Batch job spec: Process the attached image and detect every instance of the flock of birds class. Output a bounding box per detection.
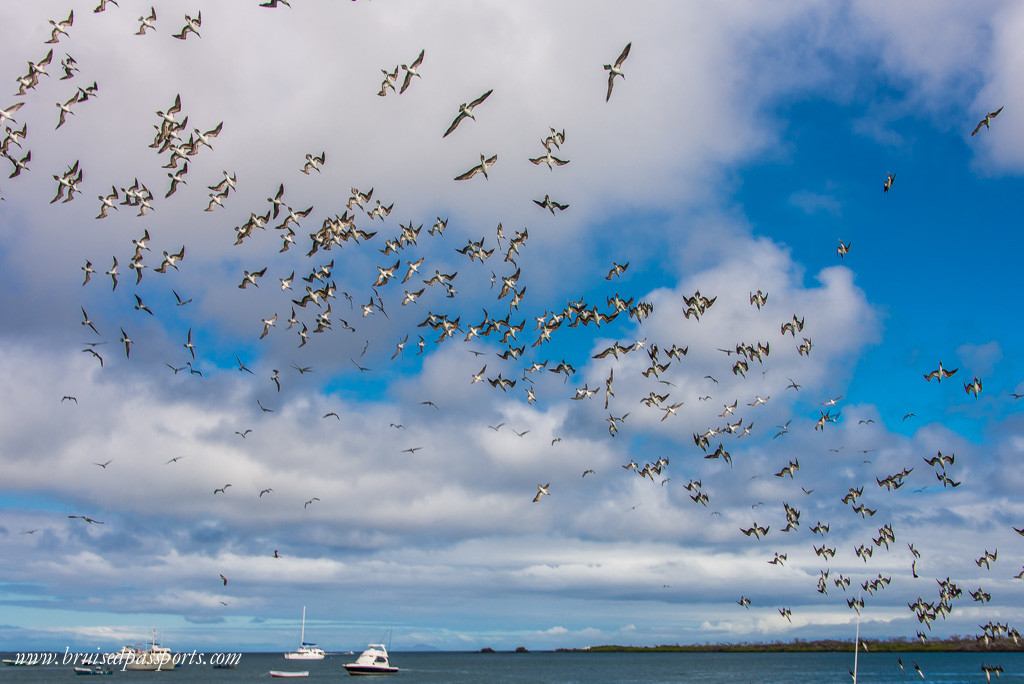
[3,2,1020,676]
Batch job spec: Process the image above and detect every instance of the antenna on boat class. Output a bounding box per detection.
[377,627,393,651]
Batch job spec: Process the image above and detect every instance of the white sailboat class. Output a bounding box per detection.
[283,606,326,660]
[851,595,861,684]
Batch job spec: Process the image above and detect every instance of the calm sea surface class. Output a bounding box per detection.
[2,650,1023,682]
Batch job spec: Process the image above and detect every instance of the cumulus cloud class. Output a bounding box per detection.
[1,0,1022,653]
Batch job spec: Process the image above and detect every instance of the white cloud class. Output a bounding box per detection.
[1,0,1023,653]
[956,340,1001,377]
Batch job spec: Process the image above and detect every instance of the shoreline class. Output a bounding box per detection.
[5,638,1024,657]
[556,637,1024,654]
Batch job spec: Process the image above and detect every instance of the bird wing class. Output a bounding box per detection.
[443,111,465,138]
[615,42,631,68]
[453,164,481,181]
[469,89,493,108]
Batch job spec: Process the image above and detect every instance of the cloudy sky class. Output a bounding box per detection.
[2,0,1024,654]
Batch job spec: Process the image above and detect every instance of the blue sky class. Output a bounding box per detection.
[2,0,1024,654]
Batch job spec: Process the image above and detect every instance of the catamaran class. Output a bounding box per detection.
[283,606,326,660]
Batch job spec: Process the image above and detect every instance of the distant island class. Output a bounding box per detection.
[557,636,1024,653]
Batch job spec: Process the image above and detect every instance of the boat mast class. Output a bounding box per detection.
[852,596,861,684]
[300,606,306,645]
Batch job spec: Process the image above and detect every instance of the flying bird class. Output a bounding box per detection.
[172,11,201,40]
[533,194,569,214]
[529,149,570,170]
[239,267,267,289]
[378,65,399,96]
[119,328,133,358]
[0,102,25,128]
[454,153,498,181]
[259,313,278,339]
[972,106,1004,136]
[399,49,424,94]
[443,89,493,137]
[300,151,325,175]
[68,515,103,524]
[45,10,74,45]
[924,361,958,383]
[136,7,157,35]
[80,307,99,335]
[604,42,631,101]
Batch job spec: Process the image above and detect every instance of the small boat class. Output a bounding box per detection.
[212,662,238,669]
[343,644,398,676]
[73,665,114,675]
[2,657,40,666]
[283,606,326,660]
[270,671,310,678]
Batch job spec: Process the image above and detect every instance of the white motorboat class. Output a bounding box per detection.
[283,606,326,660]
[343,644,398,676]
[118,629,175,671]
[270,670,309,678]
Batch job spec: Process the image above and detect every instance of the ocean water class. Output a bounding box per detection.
[1,650,1022,682]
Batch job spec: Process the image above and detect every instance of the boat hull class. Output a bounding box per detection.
[124,657,174,671]
[270,671,309,678]
[343,664,399,675]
